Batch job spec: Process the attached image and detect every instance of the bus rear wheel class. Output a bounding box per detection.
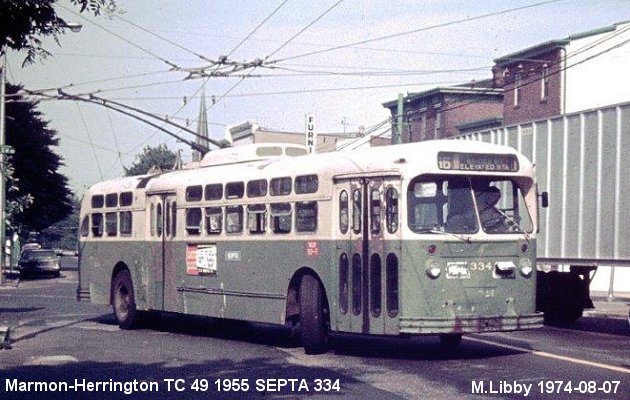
[112,270,137,330]
[300,274,329,355]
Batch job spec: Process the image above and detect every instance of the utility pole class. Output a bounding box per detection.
[0,48,7,284]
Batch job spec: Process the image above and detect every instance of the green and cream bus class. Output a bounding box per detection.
[77,140,544,354]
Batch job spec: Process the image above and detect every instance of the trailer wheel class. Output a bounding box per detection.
[300,274,329,355]
[112,270,137,329]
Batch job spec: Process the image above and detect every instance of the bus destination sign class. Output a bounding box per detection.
[437,152,519,172]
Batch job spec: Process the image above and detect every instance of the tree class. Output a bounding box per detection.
[41,195,80,250]
[124,144,178,176]
[0,0,118,65]
[5,83,73,232]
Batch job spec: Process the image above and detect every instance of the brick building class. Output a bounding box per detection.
[382,80,503,143]
[495,21,630,126]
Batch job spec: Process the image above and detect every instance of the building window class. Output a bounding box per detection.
[514,74,522,106]
[434,111,442,137]
[541,66,549,101]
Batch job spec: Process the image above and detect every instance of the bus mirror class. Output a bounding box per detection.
[540,191,549,208]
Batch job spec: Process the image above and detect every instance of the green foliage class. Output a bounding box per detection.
[124,144,178,176]
[41,195,80,250]
[5,84,73,232]
[0,0,118,65]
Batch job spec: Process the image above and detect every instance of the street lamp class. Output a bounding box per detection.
[0,22,82,284]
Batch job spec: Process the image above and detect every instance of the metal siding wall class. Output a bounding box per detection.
[618,105,630,259]
[458,101,630,264]
[564,114,582,258]
[599,108,618,258]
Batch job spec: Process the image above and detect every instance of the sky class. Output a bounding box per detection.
[6,0,630,195]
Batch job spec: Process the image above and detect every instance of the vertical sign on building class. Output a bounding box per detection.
[305,114,316,153]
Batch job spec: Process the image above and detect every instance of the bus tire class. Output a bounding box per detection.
[439,333,462,347]
[112,270,137,330]
[300,274,328,355]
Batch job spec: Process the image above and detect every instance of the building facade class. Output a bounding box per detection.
[382,81,503,143]
[495,21,630,126]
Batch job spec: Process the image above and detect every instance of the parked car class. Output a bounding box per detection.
[18,249,61,277]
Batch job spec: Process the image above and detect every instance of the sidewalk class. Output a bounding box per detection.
[587,291,630,320]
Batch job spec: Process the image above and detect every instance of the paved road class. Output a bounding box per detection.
[0,264,628,400]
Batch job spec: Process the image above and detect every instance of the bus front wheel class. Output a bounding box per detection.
[300,274,329,355]
[112,270,137,330]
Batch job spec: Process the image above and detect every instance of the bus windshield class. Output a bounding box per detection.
[408,175,533,235]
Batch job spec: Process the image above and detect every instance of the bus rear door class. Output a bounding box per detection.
[334,174,401,335]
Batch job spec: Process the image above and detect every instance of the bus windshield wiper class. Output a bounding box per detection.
[496,209,531,243]
[417,228,472,243]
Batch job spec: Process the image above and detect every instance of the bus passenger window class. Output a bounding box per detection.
[150,204,155,236]
[247,204,267,234]
[91,195,104,208]
[205,207,222,234]
[225,205,243,234]
[296,202,317,232]
[352,189,361,234]
[339,253,349,314]
[352,253,362,315]
[386,187,399,233]
[370,189,381,234]
[80,216,90,237]
[370,254,382,317]
[186,185,203,202]
[295,174,318,194]
[185,208,202,235]
[156,203,163,237]
[105,212,117,236]
[106,193,118,208]
[205,184,223,200]
[171,202,177,237]
[339,190,349,234]
[247,179,268,197]
[120,192,133,206]
[91,214,103,237]
[271,203,292,234]
[270,177,292,196]
[386,254,399,317]
[120,211,132,235]
[226,182,245,199]
[165,202,171,236]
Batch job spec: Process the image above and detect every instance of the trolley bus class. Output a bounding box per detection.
[77,140,544,354]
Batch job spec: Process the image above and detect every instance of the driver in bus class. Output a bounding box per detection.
[476,186,507,232]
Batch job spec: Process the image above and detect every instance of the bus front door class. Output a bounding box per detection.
[336,176,401,336]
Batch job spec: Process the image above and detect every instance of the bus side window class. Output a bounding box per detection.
[186,185,203,202]
[386,253,399,317]
[186,208,202,235]
[270,177,291,196]
[105,193,118,208]
[295,174,318,194]
[91,195,104,208]
[352,253,362,315]
[386,187,399,233]
[339,190,349,234]
[150,204,155,236]
[171,201,177,237]
[80,216,90,237]
[339,253,349,314]
[225,205,243,234]
[296,201,317,232]
[247,179,268,197]
[271,203,292,234]
[352,189,361,234]
[165,202,171,237]
[205,207,222,235]
[120,211,132,235]
[156,203,163,237]
[247,204,267,234]
[105,212,117,236]
[370,189,381,234]
[91,214,103,237]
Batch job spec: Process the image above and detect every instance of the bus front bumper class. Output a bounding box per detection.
[399,312,543,335]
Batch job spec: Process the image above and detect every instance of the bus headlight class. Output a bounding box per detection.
[426,260,441,279]
[519,258,533,277]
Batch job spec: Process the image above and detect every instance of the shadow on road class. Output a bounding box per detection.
[546,315,630,337]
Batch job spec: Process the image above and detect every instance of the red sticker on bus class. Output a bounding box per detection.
[186,244,199,275]
[307,241,319,257]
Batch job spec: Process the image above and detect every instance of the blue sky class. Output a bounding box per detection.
[7,0,630,194]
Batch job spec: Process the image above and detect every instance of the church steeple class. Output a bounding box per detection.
[192,89,209,162]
